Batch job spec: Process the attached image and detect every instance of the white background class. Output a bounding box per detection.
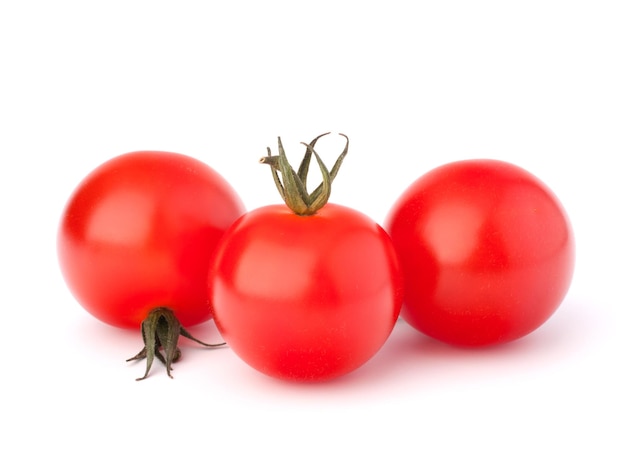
[1,1,624,464]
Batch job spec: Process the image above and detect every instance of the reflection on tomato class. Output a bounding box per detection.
[210,204,403,381]
[385,159,575,346]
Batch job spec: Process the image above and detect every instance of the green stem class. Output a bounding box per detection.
[126,307,225,381]
[259,132,349,215]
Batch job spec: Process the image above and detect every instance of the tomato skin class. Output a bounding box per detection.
[58,151,245,329]
[209,203,403,382]
[385,159,575,346]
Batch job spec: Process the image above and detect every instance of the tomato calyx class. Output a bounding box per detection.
[259,132,349,215]
[126,307,225,381]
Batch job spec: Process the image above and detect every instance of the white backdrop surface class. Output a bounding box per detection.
[1,1,624,465]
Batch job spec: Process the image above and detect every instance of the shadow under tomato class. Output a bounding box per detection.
[69,313,228,378]
[327,298,596,391]
[71,314,138,353]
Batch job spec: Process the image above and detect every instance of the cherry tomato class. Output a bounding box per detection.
[58,151,245,378]
[209,135,403,381]
[385,159,575,346]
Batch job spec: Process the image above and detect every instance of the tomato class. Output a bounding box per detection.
[385,159,575,347]
[209,134,403,382]
[58,151,245,378]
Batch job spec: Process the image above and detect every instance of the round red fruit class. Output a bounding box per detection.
[385,159,575,346]
[209,134,403,381]
[58,150,244,329]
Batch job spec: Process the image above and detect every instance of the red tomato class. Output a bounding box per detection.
[58,151,245,329]
[385,159,575,346]
[210,203,403,381]
[209,134,403,382]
